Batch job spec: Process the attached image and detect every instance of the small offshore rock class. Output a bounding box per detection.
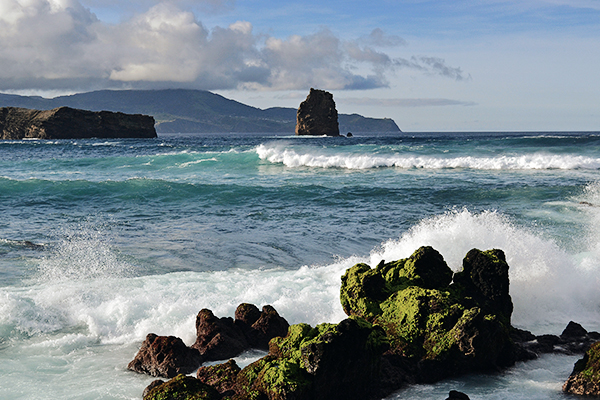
[295,88,340,136]
[192,308,249,361]
[445,390,470,400]
[561,321,588,340]
[127,333,202,378]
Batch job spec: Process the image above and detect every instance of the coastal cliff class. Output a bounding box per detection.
[0,106,157,140]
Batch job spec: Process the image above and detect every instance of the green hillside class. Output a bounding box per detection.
[0,89,401,134]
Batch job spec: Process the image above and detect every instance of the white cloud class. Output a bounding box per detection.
[0,0,469,92]
[339,97,477,107]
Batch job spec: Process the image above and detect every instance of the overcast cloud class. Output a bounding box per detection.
[0,0,467,92]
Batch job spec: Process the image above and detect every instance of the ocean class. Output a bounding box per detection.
[1,131,599,399]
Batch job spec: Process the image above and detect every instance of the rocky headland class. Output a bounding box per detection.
[0,106,156,140]
[129,246,600,400]
[0,89,401,134]
[295,88,340,136]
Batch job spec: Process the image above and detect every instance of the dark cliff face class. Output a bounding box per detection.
[0,106,157,140]
[295,88,340,136]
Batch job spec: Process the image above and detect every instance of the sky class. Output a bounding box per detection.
[1,0,599,131]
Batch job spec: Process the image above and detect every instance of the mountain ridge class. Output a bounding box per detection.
[0,89,401,134]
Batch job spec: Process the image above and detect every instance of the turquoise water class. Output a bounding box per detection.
[1,132,600,399]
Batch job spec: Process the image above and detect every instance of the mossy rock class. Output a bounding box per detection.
[341,246,453,319]
[563,341,600,395]
[340,246,515,376]
[143,374,221,400]
[232,317,387,400]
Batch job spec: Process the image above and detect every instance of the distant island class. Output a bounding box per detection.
[0,89,401,134]
[0,106,156,140]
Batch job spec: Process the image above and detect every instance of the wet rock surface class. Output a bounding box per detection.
[192,304,290,361]
[563,341,600,395]
[130,248,600,400]
[127,334,202,378]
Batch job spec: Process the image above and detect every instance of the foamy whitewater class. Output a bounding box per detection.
[1,131,600,399]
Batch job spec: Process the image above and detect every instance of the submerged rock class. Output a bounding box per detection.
[0,106,156,139]
[563,341,600,395]
[295,88,340,136]
[127,334,202,378]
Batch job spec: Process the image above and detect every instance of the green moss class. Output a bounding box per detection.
[341,246,514,371]
[144,374,221,400]
[340,263,385,319]
[256,359,311,400]
[577,342,600,382]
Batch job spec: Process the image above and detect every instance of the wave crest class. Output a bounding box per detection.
[256,143,600,170]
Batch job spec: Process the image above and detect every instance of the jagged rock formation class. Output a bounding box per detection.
[129,303,289,381]
[127,334,202,378]
[295,89,340,136]
[0,106,156,139]
[340,246,517,386]
[192,304,290,361]
[135,247,600,400]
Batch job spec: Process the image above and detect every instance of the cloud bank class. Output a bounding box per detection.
[0,0,468,92]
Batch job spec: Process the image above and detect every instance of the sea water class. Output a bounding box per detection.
[1,131,600,399]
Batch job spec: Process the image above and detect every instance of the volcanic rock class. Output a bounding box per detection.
[248,305,290,349]
[226,317,387,400]
[445,391,470,400]
[340,246,517,385]
[192,304,290,361]
[511,321,600,357]
[0,106,156,140]
[295,88,340,136]
[563,341,600,395]
[143,374,221,400]
[192,308,250,361]
[196,359,241,396]
[127,333,202,378]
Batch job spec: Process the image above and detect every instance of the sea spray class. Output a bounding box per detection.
[369,208,600,333]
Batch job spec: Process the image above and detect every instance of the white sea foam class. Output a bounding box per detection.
[256,143,600,170]
[369,206,600,333]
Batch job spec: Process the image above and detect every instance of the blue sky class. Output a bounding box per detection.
[1,0,599,131]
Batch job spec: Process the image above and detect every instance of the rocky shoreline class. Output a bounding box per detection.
[127,246,600,400]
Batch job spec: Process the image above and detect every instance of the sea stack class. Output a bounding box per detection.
[295,88,340,136]
[0,106,157,140]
